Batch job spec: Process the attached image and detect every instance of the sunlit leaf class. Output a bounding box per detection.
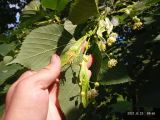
[59,64,82,120]
[60,36,86,67]
[64,20,77,35]
[22,0,40,17]
[10,24,71,70]
[3,56,13,64]
[79,55,90,108]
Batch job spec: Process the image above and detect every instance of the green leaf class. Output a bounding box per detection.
[64,20,77,35]
[144,17,155,25]
[41,0,57,10]
[21,0,44,27]
[97,18,113,37]
[0,43,16,56]
[99,61,132,85]
[10,24,67,70]
[23,0,40,11]
[69,0,99,24]
[110,101,132,112]
[22,0,40,17]
[41,0,68,11]
[108,89,132,113]
[154,34,160,41]
[0,62,23,86]
[0,84,10,94]
[79,56,90,108]
[100,78,132,85]
[3,56,13,64]
[59,64,82,120]
[56,0,68,11]
[118,0,160,16]
[90,43,102,82]
[145,0,160,5]
[137,78,160,107]
[60,36,86,67]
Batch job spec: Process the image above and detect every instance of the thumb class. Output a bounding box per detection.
[30,54,61,89]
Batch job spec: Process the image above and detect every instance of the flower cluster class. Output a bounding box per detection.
[108,59,118,68]
[99,41,106,52]
[87,89,99,99]
[107,32,118,46]
[132,16,143,30]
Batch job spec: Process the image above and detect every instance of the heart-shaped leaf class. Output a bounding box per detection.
[10,24,68,70]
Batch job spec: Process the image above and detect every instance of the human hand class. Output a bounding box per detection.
[3,54,62,120]
[3,53,93,120]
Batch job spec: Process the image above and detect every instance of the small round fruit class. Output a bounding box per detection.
[81,91,85,96]
[94,82,100,87]
[79,82,82,86]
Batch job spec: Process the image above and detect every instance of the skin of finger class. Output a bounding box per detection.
[6,54,59,104]
[4,55,61,120]
[48,80,59,104]
[5,71,36,111]
[87,70,92,79]
[47,82,62,120]
[18,70,36,81]
[4,72,50,120]
[47,102,61,120]
[87,54,94,69]
[49,80,63,114]
[29,54,61,89]
[4,87,49,120]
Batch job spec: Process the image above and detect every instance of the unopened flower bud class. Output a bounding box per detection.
[79,82,82,86]
[94,82,100,87]
[81,91,85,96]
